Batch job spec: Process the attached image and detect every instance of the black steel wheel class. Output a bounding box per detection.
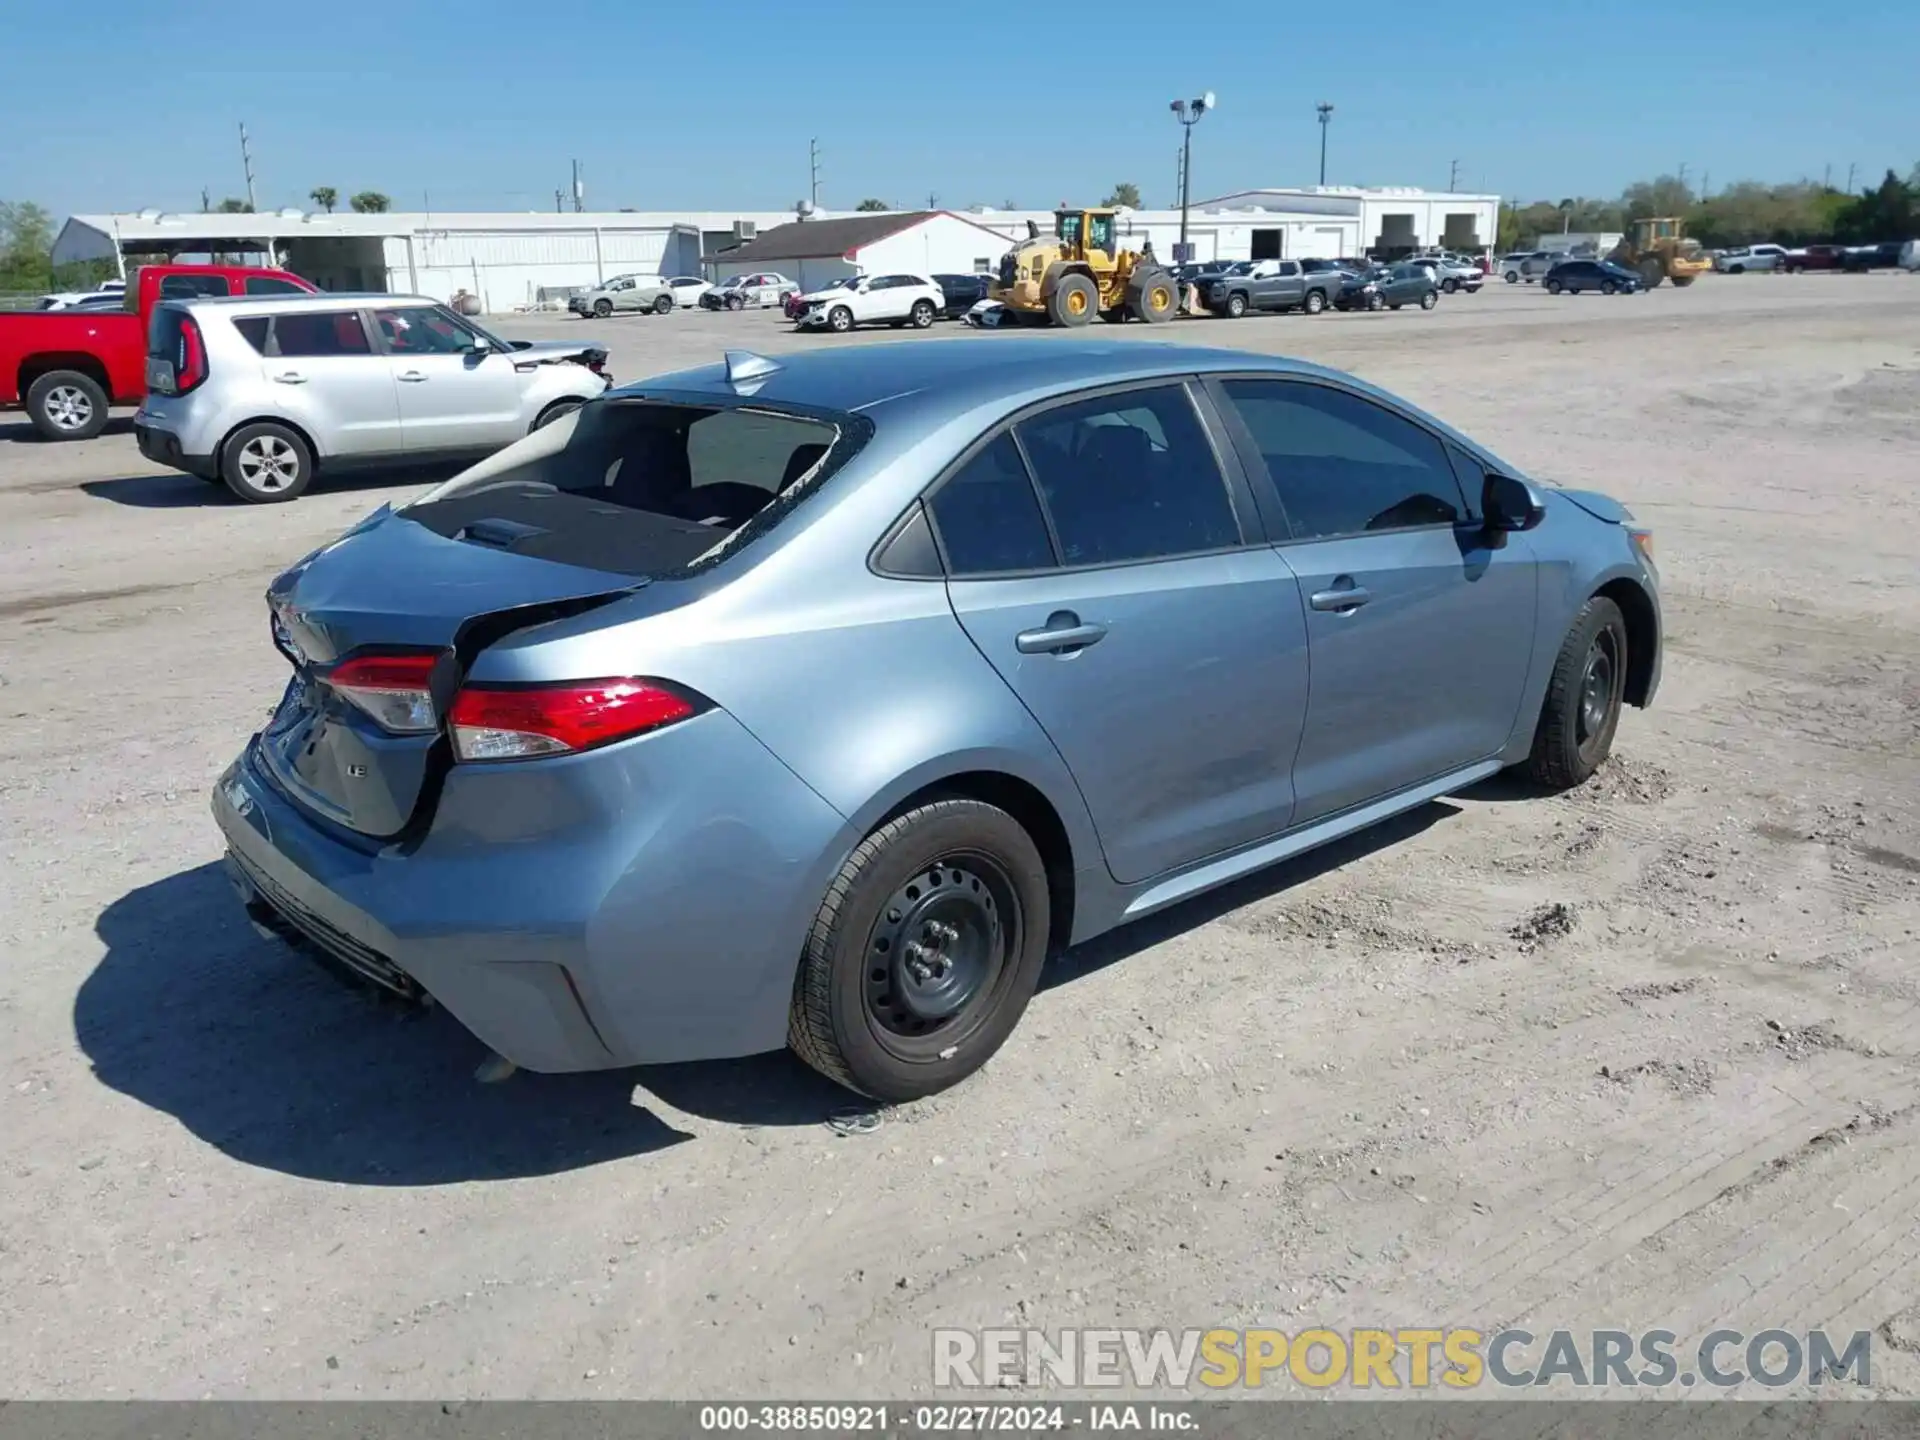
[1522,595,1629,790]
[789,798,1051,1102]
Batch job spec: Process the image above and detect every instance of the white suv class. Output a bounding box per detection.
[133,294,611,503]
[795,273,942,333]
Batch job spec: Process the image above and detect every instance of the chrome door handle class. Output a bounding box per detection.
[1016,613,1108,655]
[1309,585,1372,612]
[397,371,428,382]
[272,372,307,384]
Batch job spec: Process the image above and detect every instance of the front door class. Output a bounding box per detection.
[371,304,524,454]
[1210,376,1538,825]
[933,386,1309,885]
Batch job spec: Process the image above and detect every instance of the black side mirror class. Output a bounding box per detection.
[1484,472,1546,532]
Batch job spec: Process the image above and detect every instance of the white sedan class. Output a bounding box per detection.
[794,273,943,333]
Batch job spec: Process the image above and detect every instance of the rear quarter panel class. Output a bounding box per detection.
[0,310,144,403]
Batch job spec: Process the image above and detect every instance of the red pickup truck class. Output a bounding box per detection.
[1,262,314,440]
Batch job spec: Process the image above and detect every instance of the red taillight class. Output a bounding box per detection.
[327,652,440,734]
[175,316,208,394]
[449,679,698,762]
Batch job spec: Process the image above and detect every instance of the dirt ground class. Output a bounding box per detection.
[3,275,1918,1400]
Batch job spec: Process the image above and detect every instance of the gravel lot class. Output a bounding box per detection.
[4,275,1919,1399]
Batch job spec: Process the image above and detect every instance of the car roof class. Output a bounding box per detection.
[614,338,1357,426]
[163,291,437,312]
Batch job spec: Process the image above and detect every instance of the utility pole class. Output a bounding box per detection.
[238,122,258,211]
[1677,161,1689,199]
[1174,147,1185,213]
[1823,162,1832,189]
[1845,162,1857,194]
[555,188,564,213]
[571,159,583,213]
[1700,170,1710,200]
[201,188,210,213]
[1316,102,1334,186]
[1448,159,1460,193]
[809,139,821,208]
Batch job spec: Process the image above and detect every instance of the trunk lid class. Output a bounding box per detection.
[259,508,650,839]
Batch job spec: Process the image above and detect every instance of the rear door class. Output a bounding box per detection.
[935,383,1309,884]
[259,308,403,457]
[372,303,523,454]
[1210,376,1538,825]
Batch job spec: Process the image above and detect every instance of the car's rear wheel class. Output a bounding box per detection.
[909,299,936,328]
[592,299,613,318]
[221,421,313,503]
[652,294,672,314]
[1523,596,1629,791]
[26,370,109,441]
[789,798,1051,1102]
[1420,290,1438,310]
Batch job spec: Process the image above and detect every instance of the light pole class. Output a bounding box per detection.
[1316,102,1334,186]
[1169,92,1215,264]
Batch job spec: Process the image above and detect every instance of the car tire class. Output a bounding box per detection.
[1304,289,1327,315]
[1504,271,1519,283]
[1389,302,1403,311]
[1367,292,1385,311]
[1523,596,1629,791]
[220,421,313,504]
[1728,264,1745,275]
[652,294,672,315]
[828,305,854,333]
[788,798,1051,1103]
[727,293,746,310]
[1442,278,1458,294]
[1602,280,1618,295]
[1047,272,1099,327]
[592,299,613,318]
[25,369,110,441]
[532,397,583,431]
[1545,279,1563,295]
[909,299,936,328]
[1419,290,1438,310]
[1224,291,1247,319]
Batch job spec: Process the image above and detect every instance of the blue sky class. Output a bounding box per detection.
[6,0,1914,222]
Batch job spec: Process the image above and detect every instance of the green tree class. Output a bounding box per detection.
[1101,182,1143,208]
[214,197,254,213]
[0,199,58,293]
[309,186,338,213]
[1832,169,1915,243]
[349,191,391,214]
[854,198,890,212]
[1621,174,1694,221]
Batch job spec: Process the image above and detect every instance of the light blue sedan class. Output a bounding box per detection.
[214,338,1661,1101]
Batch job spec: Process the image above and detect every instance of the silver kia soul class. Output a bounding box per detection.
[212,338,1661,1100]
[134,293,611,503]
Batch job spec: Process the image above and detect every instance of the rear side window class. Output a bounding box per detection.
[233,316,272,354]
[245,276,308,296]
[271,311,372,357]
[1015,385,1241,566]
[928,433,1056,576]
[158,273,232,300]
[1218,379,1466,540]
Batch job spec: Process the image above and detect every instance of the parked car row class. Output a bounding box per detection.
[569,274,711,317]
[1197,257,1451,318]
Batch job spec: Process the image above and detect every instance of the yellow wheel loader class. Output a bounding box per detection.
[988,208,1179,327]
[1608,217,1712,289]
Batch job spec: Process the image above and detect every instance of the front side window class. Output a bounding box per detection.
[927,433,1056,576]
[1015,386,1241,567]
[373,306,472,355]
[1218,380,1466,540]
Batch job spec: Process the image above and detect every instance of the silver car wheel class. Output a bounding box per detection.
[237,435,300,492]
[45,384,95,432]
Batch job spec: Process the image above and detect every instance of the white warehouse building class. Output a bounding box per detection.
[706,210,1014,290]
[51,208,807,310]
